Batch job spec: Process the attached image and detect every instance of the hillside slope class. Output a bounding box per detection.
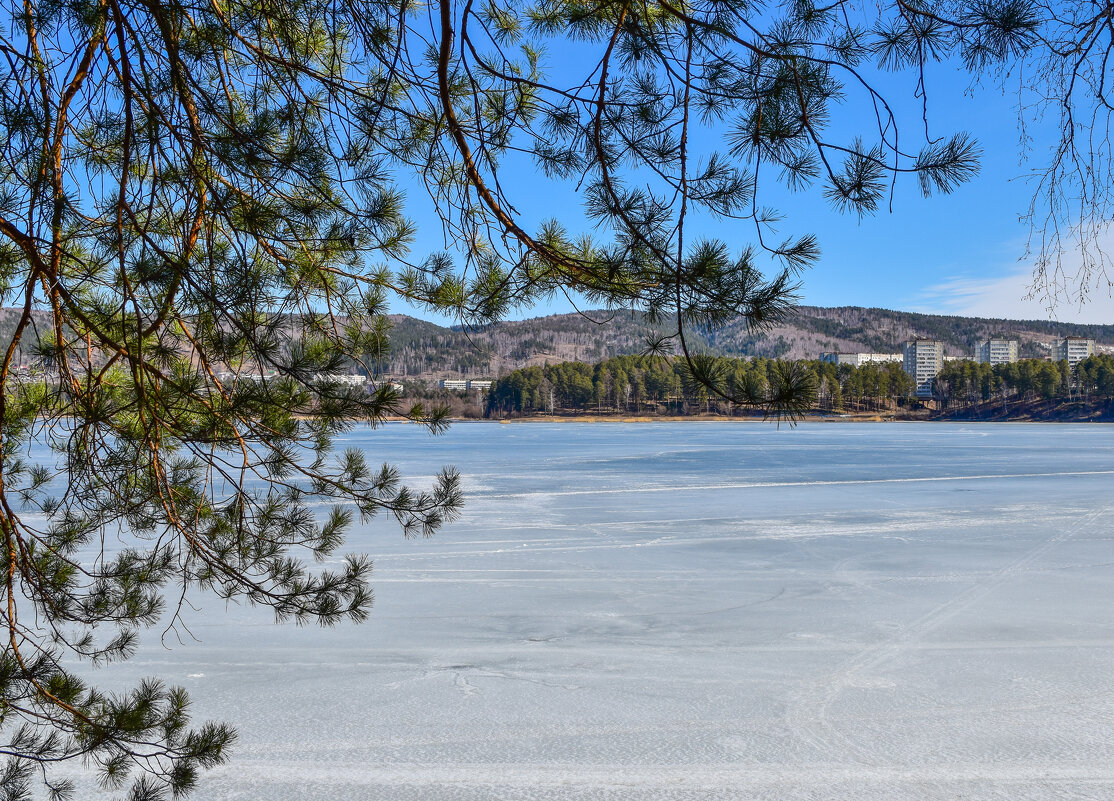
[381,306,1114,379]
[4,305,1109,381]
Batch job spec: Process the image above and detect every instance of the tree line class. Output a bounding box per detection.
[484,356,916,416]
[936,355,1114,407]
[486,354,1114,416]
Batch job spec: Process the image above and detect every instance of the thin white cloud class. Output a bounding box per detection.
[916,260,1114,325]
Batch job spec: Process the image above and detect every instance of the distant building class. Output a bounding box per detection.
[1052,337,1096,366]
[309,373,366,387]
[439,378,493,392]
[819,352,902,367]
[976,338,1019,365]
[903,339,945,398]
[215,370,276,384]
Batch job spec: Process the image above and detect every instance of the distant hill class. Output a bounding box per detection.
[6,305,1111,381]
[381,306,1114,379]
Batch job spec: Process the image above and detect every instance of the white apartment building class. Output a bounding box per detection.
[1052,337,1096,366]
[976,338,1019,365]
[819,352,903,367]
[313,373,366,387]
[439,379,493,391]
[903,339,945,398]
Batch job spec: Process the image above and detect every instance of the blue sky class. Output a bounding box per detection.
[391,52,1114,327]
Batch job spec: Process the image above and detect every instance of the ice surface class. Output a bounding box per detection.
[61,422,1114,798]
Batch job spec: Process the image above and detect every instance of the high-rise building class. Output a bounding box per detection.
[903,339,945,398]
[1052,337,1095,366]
[976,338,1019,365]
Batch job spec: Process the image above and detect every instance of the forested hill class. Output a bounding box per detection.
[1,305,1110,380]
[381,306,1114,379]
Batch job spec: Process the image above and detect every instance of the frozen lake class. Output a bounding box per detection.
[80,422,1114,799]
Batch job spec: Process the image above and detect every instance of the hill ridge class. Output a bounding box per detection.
[2,305,1107,380]
[381,305,1114,379]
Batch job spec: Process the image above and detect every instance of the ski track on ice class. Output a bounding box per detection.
[783,501,1113,763]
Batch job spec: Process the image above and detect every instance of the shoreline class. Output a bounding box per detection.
[464,397,1114,424]
[489,414,881,423]
[450,414,1114,424]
